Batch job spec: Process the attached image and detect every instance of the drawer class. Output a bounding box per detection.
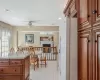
[0,66,21,74]
[0,60,9,65]
[10,60,22,65]
[0,76,21,80]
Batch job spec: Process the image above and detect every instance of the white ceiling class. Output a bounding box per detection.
[0,0,66,26]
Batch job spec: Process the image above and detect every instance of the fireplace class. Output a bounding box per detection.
[43,44,51,53]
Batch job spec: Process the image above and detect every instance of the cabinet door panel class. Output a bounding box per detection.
[97,36,100,80]
[97,0,100,17]
[80,38,88,80]
[79,0,91,24]
[92,0,100,23]
[79,0,88,23]
[94,32,100,80]
[78,33,90,80]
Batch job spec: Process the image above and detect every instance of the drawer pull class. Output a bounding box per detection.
[0,61,8,63]
[15,70,16,72]
[0,69,3,72]
[92,10,97,14]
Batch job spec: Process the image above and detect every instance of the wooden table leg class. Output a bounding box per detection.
[34,63,35,70]
[37,59,39,68]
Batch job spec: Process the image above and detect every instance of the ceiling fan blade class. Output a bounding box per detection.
[23,20,40,23]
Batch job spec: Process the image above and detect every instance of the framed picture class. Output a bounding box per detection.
[25,34,34,43]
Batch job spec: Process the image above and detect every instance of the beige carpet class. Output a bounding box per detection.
[30,61,59,80]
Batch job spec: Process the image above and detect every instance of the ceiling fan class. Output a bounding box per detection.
[24,20,40,28]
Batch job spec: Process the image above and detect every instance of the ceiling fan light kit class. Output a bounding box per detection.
[26,20,40,28]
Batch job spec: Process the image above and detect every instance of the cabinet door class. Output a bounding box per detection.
[92,0,100,23]
[79,0,91,25]
[93,31,100,80]
[78,33,91,80]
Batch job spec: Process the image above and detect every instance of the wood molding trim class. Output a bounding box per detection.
[63,0,73,14]
[63,0,77,17]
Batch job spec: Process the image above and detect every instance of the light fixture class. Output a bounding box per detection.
[58,17,62,20]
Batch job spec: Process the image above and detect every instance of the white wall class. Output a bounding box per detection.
[59,17,77,80]
[17,31,59,47]
[66,18,77,80]
[58,17,66,80]
[13,26,59,50]
[70,18,77,80]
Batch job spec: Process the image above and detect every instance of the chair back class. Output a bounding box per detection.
[9,47,15,53]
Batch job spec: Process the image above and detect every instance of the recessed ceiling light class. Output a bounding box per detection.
[58,17,62,20]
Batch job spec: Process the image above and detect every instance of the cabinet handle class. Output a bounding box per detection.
[87,40,90,43]
[87,15,90,18]
[15,69,16,72]
[1,69,3,72]
[95,40,97,42]
[92,10,97,14]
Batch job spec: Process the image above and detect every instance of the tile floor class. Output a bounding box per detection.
[30,61,59,80]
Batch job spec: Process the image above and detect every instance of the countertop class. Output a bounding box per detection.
[0,53,30,59]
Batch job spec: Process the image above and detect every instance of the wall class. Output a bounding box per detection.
[70,18,77,80]
[15,26,59,31]
[59,17,77,80]
[0,21,14,48]
[13,26,59,50]
[66,18,77,80]
[17,31,59,47]
[58,18,67,80]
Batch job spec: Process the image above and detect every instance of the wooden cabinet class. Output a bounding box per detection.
[64,0,100,80]
[0,56,30,80]
[0,60,9,65]
[64,0,100,25]
[0,66,21,74]
[97,0,100,18]
[95,33,100,80]
[63,0,78,17]
[10,59,22,65]
[79,34,89,80]
[92,29,100,80]
[78,31,92,80]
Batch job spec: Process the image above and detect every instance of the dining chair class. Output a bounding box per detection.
[30,49,39,70]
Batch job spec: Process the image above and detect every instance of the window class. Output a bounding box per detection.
[0,28,11,56]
